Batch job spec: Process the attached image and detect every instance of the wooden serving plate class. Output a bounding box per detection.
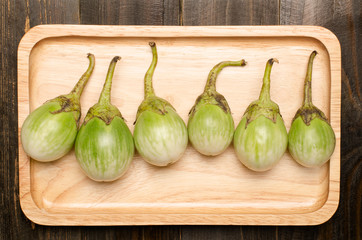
[18,25,341,226]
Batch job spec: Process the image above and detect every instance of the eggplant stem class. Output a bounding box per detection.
[70,53,95,97]
[205,59,246,93]
[303,51,317,106]
[98,56,121,105]
[259,58,278,102]
[144,42,157,99]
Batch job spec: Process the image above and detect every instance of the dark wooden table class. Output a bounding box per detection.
[1,0,360,239]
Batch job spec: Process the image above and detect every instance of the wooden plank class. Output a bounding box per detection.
[1,0,32,239]
[0,0,80,239]
[143,226,181,240]
[276,226,320,239]
[241,226,278,240]
[26,0,80,27]
[78,226,141,240]
[280,0,361,239]
[79,0,180,25]
[181,226,241,240]
[182,0,279,25]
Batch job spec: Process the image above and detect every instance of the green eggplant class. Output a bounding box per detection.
[188,59,246,156]
[21,54,95,162]
[75,57,134,182]
[288,51,336,167]
[133,42,188,167]
[234,59,288,171]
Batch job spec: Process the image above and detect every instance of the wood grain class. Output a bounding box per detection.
[0,0,23,239]
[79,0,180,25]
[26,0,80,28]
[182,225,241,240]
[182,0,279,25]
[17,25,340,226]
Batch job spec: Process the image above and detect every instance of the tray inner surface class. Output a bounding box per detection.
[27,36,331,215]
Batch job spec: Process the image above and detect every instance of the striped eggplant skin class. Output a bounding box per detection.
[134,106,188,166]
[234,115,288,172]
[75,116,134,182]
[188,104,234,156]
[288,116,335,168]
[21,101,78,162]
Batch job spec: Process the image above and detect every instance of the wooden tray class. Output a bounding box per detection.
[18,25,341,226]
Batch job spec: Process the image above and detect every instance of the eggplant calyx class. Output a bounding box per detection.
[47,94,81,123]
[293,104,328,126]
[242,58,281,128]
[189,91,231,117]
[82,56,122,126]
[83,103,123,125]
[134,96,175,124]
[243,99,280,128]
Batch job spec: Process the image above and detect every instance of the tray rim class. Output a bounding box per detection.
[18,25,341,226]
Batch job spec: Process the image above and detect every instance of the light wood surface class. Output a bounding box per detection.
[18,25,341,226]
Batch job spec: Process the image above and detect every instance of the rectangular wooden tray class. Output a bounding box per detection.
[18,25,341,226]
